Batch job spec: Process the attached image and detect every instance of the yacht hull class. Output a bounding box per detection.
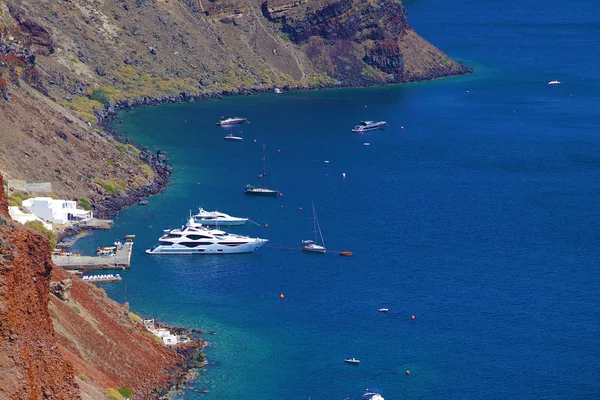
[244,189,278,196]
[146,240,267,255]
[302,245,326,254]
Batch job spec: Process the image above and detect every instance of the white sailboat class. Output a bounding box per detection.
[302,202,326,253]
[245,144,279,196]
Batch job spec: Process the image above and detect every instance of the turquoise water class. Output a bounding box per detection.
[74,0,600,398]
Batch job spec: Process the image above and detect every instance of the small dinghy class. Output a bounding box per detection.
[344,358,360,365]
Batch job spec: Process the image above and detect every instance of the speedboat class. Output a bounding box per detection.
[548,80,561,85]
[274,88,283,94]
[363,388,385,400]
[352,121,386,133]
[224,134,243,141]
[344,358,360,365]
[145,218,267,255]
[217,116,247,126]
[191,207,248,226]
[378,308,389,313]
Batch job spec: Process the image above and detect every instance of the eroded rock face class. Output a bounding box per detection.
[265,0,468,85]
[50,278,72,302]
[0,176,81,399]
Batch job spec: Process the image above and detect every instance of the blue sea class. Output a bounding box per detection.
[74,0,600,398]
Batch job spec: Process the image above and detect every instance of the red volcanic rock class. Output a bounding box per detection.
[0,174,191,398]
[0,175,8,217]
[0,174,80,399]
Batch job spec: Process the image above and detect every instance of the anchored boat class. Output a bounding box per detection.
[245,144,279,196]
[302,202,326,253]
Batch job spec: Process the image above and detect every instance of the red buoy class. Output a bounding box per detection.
[406,370,411,376]
[411,315,416,321]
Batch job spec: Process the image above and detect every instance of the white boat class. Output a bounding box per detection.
[191,207,248,226]
[145,219,267,255]
[378,308,389,313]
[363,388,385,400]
[351,121,387,133]
[274,88,283,94]
[82,274,122,283]
[344,358,360,365]
[217,116,247,126]
[245,144,279,196]
[96,246,116,256]
[548,80,561,85]
[302,202,326,253]
[224,134,243,141]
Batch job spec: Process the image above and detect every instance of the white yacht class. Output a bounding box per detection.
[191,207,248,226]
[351,121,387,133]
[217,116,247,126]
[547,80,561,85]
[145,219,267,255]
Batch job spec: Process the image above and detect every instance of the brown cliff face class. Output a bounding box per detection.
[0,176,80,400]
[0,0,469,206]
[266,0,470,84]
[0,174,188,399]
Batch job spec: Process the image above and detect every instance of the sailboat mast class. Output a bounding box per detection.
[312,202,325,246]
[262,144,267,189]
[312,202,318,242]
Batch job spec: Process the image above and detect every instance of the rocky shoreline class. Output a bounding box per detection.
[90,62,472,219]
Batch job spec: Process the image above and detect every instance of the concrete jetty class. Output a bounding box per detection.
[52,235,135,270]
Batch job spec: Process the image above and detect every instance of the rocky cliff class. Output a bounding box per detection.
[0,0,469,207]
[0,174,197,399]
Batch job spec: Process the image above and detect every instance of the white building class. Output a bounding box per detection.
[8,206,53,230]
[142,318,179,346]
[21,197,93,225]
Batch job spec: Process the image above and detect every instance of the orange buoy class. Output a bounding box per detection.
[299,206,303,210]
[265,223,269,227]
[277,149,281,153]
[254,139,257,143]
[280,293,285,299]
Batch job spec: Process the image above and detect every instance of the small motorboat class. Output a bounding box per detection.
[274,88,283,94]
[339,251,353,256]
[363,388,385,400]
[217,116,247,126]
[352,120,386,133]
[224,134,243,141]
[378,308,389,313]
[547,80,561,85]
[344,358,360,365]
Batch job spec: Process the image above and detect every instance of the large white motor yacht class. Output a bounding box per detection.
[192,207,248,226]
[351,121,387,133]
[146,219,267,255]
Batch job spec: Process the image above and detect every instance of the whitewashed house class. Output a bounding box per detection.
[142,318,178,346]
[21,197,93,224]
[8,206,53,230]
